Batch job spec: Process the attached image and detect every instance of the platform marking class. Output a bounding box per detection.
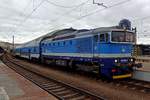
[0,87,9,100]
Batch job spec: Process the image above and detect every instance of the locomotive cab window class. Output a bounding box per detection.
[111,31,134,43]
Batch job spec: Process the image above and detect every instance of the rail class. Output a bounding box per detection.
[2,54,105,100]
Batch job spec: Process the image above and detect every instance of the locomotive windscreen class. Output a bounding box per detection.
[111,31,134,42]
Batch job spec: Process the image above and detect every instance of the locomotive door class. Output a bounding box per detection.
[93,34,100,58]
[28,49,31,59]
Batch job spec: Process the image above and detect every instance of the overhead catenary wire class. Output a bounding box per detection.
[93,0,108,8]
[17,0,46,29]
[15,0,90,33]
[21,0,45,24]
[76,0,132,20]
[12,0,132,43]
[47,0,132,31]
[8,0,150,43]
[13,0,47,38]
[132,15,150,41]
[46,0,90,24]
[45,0,91,8]
[15,0,130,33]
[13,0,91,40]
[5,0,33,41]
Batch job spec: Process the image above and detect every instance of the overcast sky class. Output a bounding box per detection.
[0,0,150,44]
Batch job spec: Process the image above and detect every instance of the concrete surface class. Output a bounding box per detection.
[139,62,150,71]
[0,60,57,100]
[135,56,150,71]
[133,70,150,82]
[0,87,9,100]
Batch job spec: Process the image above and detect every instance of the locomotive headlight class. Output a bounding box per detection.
[115,59,118,63]
[130,58,133,62]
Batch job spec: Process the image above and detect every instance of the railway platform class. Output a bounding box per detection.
[133,56,150,82]
[135,56,150,71]
[0,60,57,100]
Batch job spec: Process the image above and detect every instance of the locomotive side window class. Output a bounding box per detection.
[58,42,60,46]
[70,40,72,45]
[34,47,36,52]
[94,35,98,42]
[100,34,105,42]
[105,33,109,41]
[63,41,66,45]
[94,33,109,42]
[42,43,44,46]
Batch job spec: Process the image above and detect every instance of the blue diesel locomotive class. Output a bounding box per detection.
[14,20,141,79]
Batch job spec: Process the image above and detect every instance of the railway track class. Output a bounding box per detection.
[2,55,105,100]
[2,54,150,99]
[115,79,150,93]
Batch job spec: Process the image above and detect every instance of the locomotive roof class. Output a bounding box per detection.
[15,26,134,49]
[15,28,78,48]
[51,27,134,38]
[50,27,134,38]
[93,26,134,33]
[50,28,77,37]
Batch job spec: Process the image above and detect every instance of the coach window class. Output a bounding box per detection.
[100,34,105,42]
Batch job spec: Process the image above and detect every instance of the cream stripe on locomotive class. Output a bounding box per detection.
[42,53,131,58]
[30,54,40,58]
[20,55,29,59]
[15,52,20,56]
